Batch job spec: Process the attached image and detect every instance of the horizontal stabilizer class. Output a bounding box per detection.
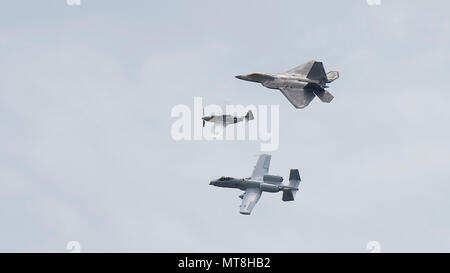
[326,71,339,83]
[314,90,334,103]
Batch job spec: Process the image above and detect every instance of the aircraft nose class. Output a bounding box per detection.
[235,75,247,80]
[209,181,215,185]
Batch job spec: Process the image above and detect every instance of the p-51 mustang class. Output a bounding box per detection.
[201,109,254,128]
[236,60,339,109]
[209,154,301,215]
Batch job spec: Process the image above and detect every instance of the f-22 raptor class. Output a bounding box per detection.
[209,154,301,215]
[236,60,339,109]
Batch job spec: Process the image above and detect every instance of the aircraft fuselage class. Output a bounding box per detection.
[209,177,288,193]
[238,73,327,90]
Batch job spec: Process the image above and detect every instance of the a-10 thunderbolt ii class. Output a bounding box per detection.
[201,109,254,128]
[235,60,339,109]
[209,154,301,215]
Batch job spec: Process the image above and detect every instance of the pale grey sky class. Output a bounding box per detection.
[1,0,450,252]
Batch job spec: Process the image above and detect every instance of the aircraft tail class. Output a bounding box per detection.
[325,71,339,83]
[282,169,301,202]
[313,89,334,103]
[244,110,254,121]
[202,108,205,127]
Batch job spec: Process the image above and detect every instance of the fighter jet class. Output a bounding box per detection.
[202,109,254,128]
[209,154,301,215]
[236,60,339,109]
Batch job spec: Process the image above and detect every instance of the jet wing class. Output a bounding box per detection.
[251,154,271,179]
[286,61,327,81]
[279,87,316,109]
[239,188,262,215]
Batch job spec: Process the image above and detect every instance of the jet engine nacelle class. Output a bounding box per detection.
[260,183,280,192]
[263,175,283,184]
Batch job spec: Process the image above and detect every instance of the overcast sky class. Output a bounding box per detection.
[1,0,450,252]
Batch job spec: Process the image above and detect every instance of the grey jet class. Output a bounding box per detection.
[236,60,339,109]
[202,110,254,128]
[209,154,301,215]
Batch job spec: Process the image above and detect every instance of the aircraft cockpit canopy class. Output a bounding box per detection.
[218,176,233,181]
